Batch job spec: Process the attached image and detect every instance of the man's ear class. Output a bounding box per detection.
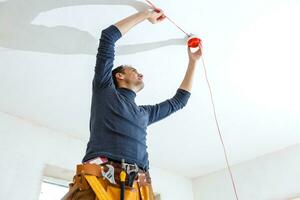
[116,73,125,80]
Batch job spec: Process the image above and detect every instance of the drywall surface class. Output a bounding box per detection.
[192,144,300,200]
[0,112,193,200]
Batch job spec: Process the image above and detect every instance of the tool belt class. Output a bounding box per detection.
[61,162,155,200]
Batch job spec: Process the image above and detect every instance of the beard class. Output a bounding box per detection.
[136,81,144,92]
[124,78,144,92]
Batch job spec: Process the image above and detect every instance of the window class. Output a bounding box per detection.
[39,164,73,200]
[39,177,69,200]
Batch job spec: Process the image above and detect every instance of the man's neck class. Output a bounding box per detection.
[117,83,138,93]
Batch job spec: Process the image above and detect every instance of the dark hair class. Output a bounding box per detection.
[112,65,125,87]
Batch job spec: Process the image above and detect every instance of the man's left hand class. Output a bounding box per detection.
[188,45,202,62]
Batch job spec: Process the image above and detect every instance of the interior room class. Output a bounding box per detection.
[0,0,299,199]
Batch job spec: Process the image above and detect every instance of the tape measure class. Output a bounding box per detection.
[146,0,202,48]
[187,35,202,48]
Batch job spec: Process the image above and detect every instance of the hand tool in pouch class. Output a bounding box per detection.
[124,163,139,187]
[120,159,126,200]
[102,164,116,184]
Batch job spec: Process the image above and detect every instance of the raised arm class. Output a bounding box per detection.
[93,10,165,89]
[140,89,191,125]
[179,46,202,92]
[93,25,121,88]
[140,45,202,125]
[114,9,165,35]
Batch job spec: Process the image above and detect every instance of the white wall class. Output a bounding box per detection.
[151,167,193,200]
[192,144,300,200]
[0,112,193,200]
[2,109,300,200]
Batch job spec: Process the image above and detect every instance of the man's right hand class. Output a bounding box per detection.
[146,9,166,24]
[114,9,165,36]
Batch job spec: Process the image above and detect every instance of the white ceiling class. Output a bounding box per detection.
[0,0,300,178]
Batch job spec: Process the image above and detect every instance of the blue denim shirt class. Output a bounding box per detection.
[82,25,191,170]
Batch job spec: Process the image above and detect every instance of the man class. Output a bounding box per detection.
[64,8,202,200]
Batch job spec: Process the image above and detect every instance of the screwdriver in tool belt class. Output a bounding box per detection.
[120,159,126,200]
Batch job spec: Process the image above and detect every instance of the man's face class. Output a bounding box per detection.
[122,66,144,91]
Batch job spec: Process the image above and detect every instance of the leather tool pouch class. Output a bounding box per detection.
[107,184,138,199]
[62,164,154,200]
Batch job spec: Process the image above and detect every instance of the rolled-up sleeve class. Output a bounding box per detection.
[140,89,191,126]
[93,25,122,89]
